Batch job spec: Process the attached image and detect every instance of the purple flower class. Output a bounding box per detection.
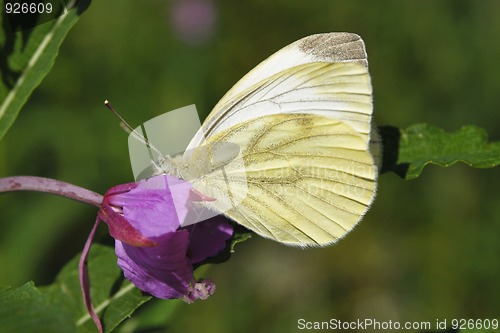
[170,0,217,45]
[79,174,233,332]
[101,175,233,300]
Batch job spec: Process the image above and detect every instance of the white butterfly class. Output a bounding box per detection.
[137,33,379,247]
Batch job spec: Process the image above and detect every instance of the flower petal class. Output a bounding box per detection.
[109,175,192,238]
[115,229,194,299]
[186,216,233,264]
[99,201,155,247]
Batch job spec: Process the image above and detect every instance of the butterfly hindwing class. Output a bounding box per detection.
[183,113,377,247]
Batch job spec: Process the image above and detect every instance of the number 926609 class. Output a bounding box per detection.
[5,2,53,14]
[451,318,498,330]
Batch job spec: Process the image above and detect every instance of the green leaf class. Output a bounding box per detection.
[0,282,74,333]
[0,0,91,141]
[115,299,182,333]
[380,124,500,180]
[0,244,151,333]
[229,225,252,252]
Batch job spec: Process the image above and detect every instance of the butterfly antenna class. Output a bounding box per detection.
[104,100,164,157]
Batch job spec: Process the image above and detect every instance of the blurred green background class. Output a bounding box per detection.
[1,0,500,332]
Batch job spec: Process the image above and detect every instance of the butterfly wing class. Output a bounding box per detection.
[182,33,378,247]
[187,32,370,150]
[184,112,377,247]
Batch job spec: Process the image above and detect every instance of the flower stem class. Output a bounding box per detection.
[79,216,104,333]
[0,176,103,207]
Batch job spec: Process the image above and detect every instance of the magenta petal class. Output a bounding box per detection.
[99,202,155,247]
[115,229,194,299]
[109,175,192,238]
[104,182,138,195]
[187,216,233,264]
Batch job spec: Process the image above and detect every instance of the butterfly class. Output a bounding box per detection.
[134,33,380,248]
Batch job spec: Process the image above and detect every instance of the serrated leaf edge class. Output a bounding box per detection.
[402,124,500,179]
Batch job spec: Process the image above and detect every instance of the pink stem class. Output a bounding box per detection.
[0,176,107,331]
[0,176,103,206]
[79,216,104,333]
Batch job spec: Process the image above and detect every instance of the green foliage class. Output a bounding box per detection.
[380,124,500,180]
[0,282,73,333]
[0,0,90,141]
[0,245,150,333]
